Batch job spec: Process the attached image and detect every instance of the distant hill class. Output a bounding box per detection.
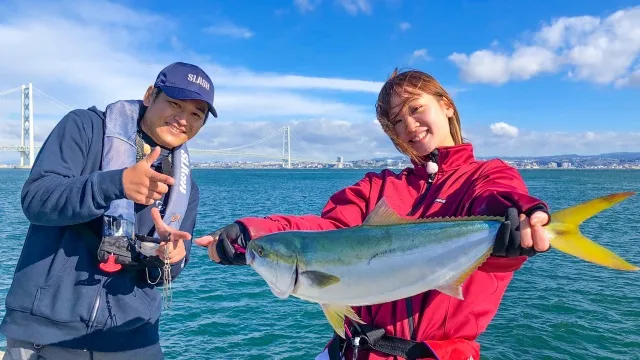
[477,152,640,162]
[356,152,640,163]
[364,156,406,162]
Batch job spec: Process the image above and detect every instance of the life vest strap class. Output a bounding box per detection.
[328,324,436,360]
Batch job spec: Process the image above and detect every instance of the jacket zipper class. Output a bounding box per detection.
[406,159,438,337]
[408,171,438,217]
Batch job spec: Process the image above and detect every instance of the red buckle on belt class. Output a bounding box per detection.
[99,253,122,273]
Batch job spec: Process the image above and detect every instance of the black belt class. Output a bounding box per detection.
[327,299,437,360]
[327,325,436,360]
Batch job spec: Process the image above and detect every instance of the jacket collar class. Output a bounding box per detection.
[412,143,476,175]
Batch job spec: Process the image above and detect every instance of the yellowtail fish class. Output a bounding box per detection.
[245,192,638,338]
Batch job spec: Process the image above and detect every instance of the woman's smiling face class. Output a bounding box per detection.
[389,87,455,156]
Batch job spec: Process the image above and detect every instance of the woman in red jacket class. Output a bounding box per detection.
[195,69,551,360]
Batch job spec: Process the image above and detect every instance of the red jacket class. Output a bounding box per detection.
[238,143,546,360]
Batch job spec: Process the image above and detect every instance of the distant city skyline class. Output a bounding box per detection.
[183,151,640,171]
[1,146,639,168]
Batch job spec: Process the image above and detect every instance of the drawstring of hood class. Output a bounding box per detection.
[407,144,477,216]
[425,149,439,184]
[136,130,173,176]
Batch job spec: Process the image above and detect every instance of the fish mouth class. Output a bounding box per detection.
[246,248,255,265]
[250,249,299,299]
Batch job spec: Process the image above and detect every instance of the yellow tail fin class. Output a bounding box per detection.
[547,191,639,271]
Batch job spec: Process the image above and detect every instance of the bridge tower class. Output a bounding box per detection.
[20,83,34,168]
[282,126,291,168]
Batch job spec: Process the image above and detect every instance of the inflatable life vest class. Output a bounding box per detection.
[98,99,192,273]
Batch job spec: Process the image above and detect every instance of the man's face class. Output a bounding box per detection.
[141,87,208,148]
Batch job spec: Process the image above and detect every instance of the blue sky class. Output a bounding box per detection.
[0,0,638,163]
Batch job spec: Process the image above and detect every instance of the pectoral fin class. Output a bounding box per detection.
[363,198,410,226]
[320,303,365,339]
[300,270,340,289]
[435,283,464,300]
[436,247,493,300]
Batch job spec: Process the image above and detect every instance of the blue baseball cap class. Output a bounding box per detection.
[154,62,218,118]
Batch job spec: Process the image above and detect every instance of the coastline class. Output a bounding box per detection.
[192,167,640,170]
[1,166,639,171]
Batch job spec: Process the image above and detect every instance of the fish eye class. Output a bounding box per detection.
[257,246,264,257]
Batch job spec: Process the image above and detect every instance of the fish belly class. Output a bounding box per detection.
[294,223,497,306]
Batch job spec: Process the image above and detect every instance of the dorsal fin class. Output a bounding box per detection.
[363,198,413,226]
[363,198,504,227]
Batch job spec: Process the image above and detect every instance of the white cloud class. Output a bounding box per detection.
[449,6,640,87]
[0,0,637,165]
[535,16,601,50]
[409,49,430,63]
[174,119,640,163]
[214,90,370,119]
[337,0,372,15]
[465,124,640,158]
[208,68,384,92]
[294,0,378,16]
[614,67,640,88]
[203,22,254,39]
[187,118,397,163]
[294,0,321,13]
[449,46,560,85]
[0,0,391,164]
[489,122,519,137]
[399,22,411,31]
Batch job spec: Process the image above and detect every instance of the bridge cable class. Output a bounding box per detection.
[0,87,22,97]
[208,127,284,152]
[289,128,332,162]
[32,87,74,111]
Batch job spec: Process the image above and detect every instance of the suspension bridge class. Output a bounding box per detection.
[0,84,341,168]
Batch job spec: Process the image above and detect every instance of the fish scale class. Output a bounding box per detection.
[294,224,499,306]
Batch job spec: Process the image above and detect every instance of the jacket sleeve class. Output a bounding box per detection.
[21,110,126,227]
[464,160,548,273]
[237,172,377,239]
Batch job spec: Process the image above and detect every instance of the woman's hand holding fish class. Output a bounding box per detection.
[194,222,251,265]
[520,210,550,252]
[151,207,190,264]
[493,207,550,257]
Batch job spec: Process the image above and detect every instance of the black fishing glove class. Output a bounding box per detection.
[208,222,252,266]
[492,205,549,258]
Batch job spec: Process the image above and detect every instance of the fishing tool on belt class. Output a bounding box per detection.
[144,234,173,309]
[97,227,167,273]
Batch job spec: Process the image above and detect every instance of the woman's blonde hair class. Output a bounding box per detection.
[375,68,464,164]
